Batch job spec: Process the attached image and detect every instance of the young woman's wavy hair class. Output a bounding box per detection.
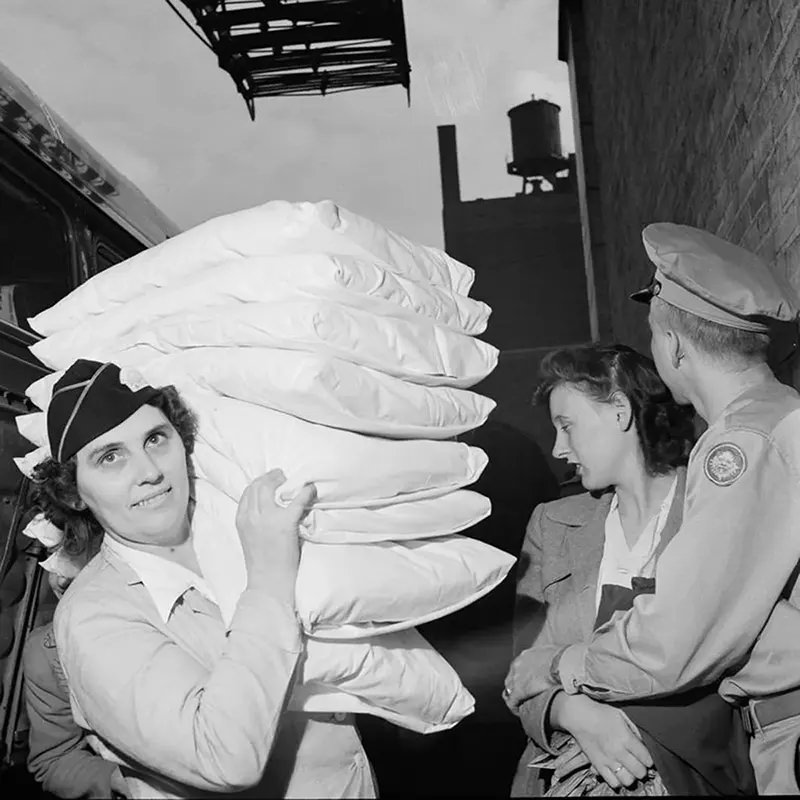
[533,344,696,475]
[30,386,198,557]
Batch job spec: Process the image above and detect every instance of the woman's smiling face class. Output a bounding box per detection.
[75,404,191,548]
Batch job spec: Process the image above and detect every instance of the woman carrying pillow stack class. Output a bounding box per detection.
[30,359,373,797]
[16,201,513,798]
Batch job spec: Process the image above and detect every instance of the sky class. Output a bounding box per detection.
[0,0,572,248]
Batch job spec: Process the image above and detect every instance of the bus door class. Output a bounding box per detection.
[0,154,70,778]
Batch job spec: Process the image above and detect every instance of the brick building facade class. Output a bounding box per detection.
[561,0,800,354]
[437,124,590,476]
[439,127,589,352]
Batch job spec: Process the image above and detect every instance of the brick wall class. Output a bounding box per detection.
[569,0,800,352]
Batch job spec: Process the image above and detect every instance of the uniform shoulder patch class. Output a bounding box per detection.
[704,442,747,486]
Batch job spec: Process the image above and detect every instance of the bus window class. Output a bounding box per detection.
[94,239,124,274]
[0,166,70,334]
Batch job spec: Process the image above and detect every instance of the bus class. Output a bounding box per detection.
[0,59,179,790]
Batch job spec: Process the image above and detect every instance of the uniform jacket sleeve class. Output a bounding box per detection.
[721,597,800,701]
[560,420,800,701]
[513,503,568,755]
[55,583,303,794]
[23,625,120,799]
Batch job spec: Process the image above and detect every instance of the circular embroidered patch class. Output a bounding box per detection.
[704,442,747,486]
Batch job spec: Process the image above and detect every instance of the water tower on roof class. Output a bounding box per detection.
[507,95,570,194]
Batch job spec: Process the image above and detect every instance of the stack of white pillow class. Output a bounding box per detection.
[16,200,515,735]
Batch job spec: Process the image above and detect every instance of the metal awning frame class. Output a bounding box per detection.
[178,0,411,119]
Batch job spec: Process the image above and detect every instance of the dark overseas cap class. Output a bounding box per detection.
[47,359,159,463]
[630,222,798,332]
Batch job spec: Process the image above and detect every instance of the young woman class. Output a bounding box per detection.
[23,528,130,799]
[31,358,375,799]
[506,344,754,796]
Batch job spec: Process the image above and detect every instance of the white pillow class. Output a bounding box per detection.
[325,201,474,294]
[192,481,507,637]
[29,200,475,336]
[16,411,46,446]
[195,473,491,546]
[32,298,498,389]
[145,349,494,439]
[20,385,488,510]
[31,255,488,363]
[13,445,49,478]
[24,375,55,410]
[187,390,487,509]
[290,628,475,734]
[303,490,491,543]
[26,350,495,440]
[17,394,491,522]
[296,535,515,639]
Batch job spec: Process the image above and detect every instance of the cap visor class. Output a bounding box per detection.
[630,286,654,304]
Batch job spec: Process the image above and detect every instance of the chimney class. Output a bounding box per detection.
[437,125,461,206]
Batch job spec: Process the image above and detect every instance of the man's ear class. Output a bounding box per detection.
[667,328,684,369]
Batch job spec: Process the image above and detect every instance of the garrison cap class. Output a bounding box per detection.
[630,222,798,332]
[47,359,159,463]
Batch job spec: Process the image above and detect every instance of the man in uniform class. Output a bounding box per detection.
[505,222,800,794]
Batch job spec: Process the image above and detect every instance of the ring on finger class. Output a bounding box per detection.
[612,765,624,775]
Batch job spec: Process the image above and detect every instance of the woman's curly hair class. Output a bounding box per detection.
[30,385,198,557]
[533,344,696,475]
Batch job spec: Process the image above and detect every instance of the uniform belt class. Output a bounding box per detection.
[740,687,800,735]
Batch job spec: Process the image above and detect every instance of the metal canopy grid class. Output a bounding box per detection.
[179,0,411,119]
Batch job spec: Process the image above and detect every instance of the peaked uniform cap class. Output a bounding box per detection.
[631,222,799,331]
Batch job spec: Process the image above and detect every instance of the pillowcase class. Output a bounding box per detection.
[290,628,475,734]
[296,535,515,639]
[192,481,506,637]
[18,386,488,510]
[13,445,49,478]
[30,254,488,364]
[322,200,474,294]
[16,411,46,446]
[187,390,487,509]
[26,350,494,440]
[29,200,475,336]
[140,348,494,440]
[32,298,498,389]
[303,490,491,543]
[193,473,492,545]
